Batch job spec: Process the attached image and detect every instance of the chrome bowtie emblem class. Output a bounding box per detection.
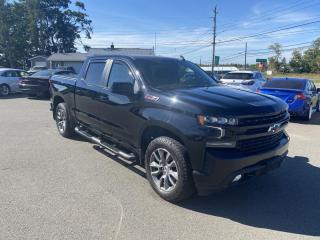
[268,123,281,133]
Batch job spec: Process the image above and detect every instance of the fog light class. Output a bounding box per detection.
[232,174,242,183]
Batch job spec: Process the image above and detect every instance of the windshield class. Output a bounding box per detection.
[223,72,253,80]
[31,70,54,77]
[134,59,218,90]
[263,79,306,90]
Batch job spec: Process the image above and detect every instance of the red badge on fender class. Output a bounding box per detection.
[145,95,159,101]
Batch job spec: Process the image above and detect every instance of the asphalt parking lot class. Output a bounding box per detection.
[0,95,320,240]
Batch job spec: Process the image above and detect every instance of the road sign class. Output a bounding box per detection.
[215,56,220,65]
[256,58,267,63]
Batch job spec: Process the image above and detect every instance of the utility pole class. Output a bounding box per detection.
[154,32,157,55]
[244,42,248,70]
[211,6,218,73]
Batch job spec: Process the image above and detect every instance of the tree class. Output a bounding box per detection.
[290,49,306,73]
[0,0,92,68]
[268,43,282,72]
[0,1,30,67]
[303,38,320,73]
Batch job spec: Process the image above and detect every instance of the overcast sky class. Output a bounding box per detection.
[78,0,320,64]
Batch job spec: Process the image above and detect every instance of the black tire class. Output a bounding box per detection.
[0,84,10,96]
[317,100,320,112]
[55,102,74,138]
[145,137,195,202]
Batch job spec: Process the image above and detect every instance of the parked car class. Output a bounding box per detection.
[201,66,239,79]
[220,71,266,92]
[202,70,219,82]
[50,55,289,202]
[259,78,320,120]
[28,66,48,75]
[0,68,29,96]
[20,69,74,97]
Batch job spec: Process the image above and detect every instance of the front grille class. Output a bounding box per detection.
[238,111,287,126]
[245,127,269,135]
[237,131,284,154]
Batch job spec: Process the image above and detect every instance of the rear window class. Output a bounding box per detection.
[223,73,253,80]
[31,70,54,77]
[263,79,306,90]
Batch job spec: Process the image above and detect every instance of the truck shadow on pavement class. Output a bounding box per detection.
[0,93,27,99]
[290,112,320,126]
[179,156,320,236]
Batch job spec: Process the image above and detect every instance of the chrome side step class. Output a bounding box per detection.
[75,127,136,161]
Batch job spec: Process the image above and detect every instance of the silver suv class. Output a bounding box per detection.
[221,71,266,92]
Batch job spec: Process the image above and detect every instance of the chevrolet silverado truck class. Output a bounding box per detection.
[50,55,290,202]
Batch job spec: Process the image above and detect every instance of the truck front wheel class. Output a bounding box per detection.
[145,137,195,202]
[55,103,74,138]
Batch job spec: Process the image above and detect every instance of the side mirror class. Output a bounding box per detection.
[112,82,134,95]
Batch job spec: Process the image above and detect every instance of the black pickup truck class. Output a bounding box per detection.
[50,55,290,202]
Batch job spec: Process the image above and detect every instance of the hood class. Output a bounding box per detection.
[161,86,287,117]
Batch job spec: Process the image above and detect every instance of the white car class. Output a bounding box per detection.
[220,71,266,92]
[0,68,29,96]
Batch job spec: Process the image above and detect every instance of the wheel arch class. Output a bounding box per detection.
[52,96,65,119]
[140,123,187,165]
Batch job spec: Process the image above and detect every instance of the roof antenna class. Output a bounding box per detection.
[180,55,185,61]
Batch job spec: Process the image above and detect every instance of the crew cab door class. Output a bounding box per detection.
[100,59,143,149]
[74,59,111,132]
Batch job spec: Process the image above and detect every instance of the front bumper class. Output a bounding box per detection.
[193,133,289,196]
[288,100,308,117]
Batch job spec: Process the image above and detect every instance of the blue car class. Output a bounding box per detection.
[260,78,320,120]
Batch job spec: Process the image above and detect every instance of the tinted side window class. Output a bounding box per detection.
[4,71,18,77]
[107,62,134,88]
[310,81,316,91]
[306,81,311,91]
[18,71,28,77]
[84,62,106,86]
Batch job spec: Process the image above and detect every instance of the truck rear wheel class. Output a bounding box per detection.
[145,137,195,202]
[55,102,74,138]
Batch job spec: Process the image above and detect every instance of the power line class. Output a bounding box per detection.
[216,18,320,45]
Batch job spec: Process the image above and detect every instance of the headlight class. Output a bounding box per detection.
[197,115,237,126]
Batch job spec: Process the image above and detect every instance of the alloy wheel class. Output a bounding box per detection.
[56,108,67,133]
[149,148,179,192]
